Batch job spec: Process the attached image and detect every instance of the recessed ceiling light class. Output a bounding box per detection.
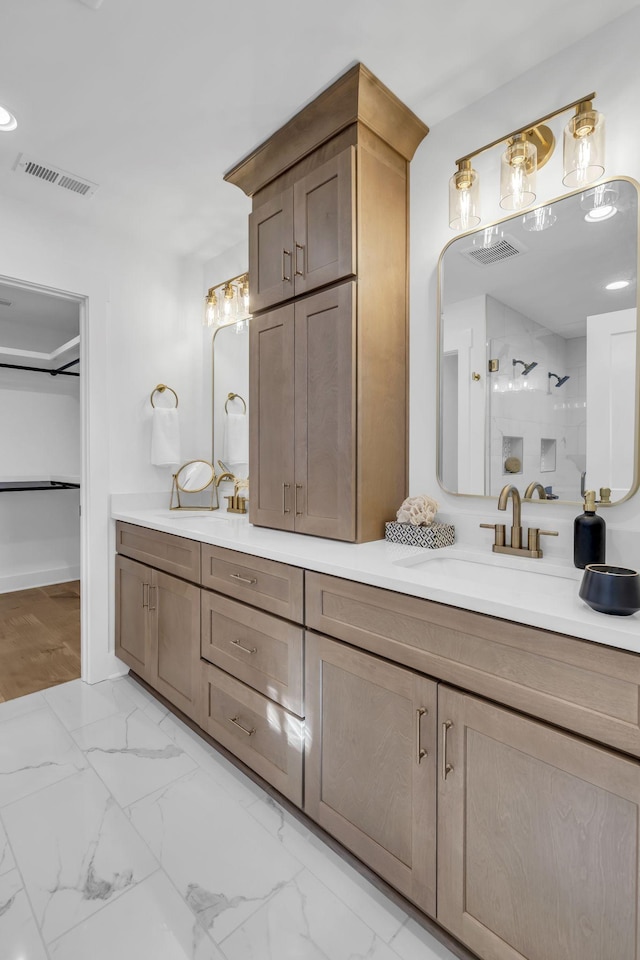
[0,104,17,132]
[605,280,630,290]
[585,204,617,222]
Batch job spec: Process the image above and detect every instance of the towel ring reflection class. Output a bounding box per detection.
[150,384,179,408]
[225,392,247,414]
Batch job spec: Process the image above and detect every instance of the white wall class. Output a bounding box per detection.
[410,5,640,571]
[0,367,81,590]
[0,190,203,681]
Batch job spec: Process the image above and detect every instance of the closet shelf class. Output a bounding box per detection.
[0,478,80,492]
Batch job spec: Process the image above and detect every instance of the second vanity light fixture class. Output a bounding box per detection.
[449,93,605,231]
[203,273,251,329]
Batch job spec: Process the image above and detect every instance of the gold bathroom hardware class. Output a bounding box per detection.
[150,383,179,408]
[225,493,248,514]
[471,372,481,381]
[600,487,612,504]
[228,716,255,737]
[224,392,247,414]
[229,573,257,585]
[230,638,257,655]
[480,483,558,557]
[442,720,453,780]
[416,708,428,765]
[523,481,547,500]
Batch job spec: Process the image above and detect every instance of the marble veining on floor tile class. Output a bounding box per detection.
[0,676,459,960]
[127,767,304,943]
[0,708,88,807]
[0,868,48,960]
[71,706,198,806]
[2,767,158,943]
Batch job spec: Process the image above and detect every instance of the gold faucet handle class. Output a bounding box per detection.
[527,528,559,553]
[480,522,506,547]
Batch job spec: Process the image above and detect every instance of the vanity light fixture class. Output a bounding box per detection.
[203,273,251,329]
[522,205,557,232]
[449,92,605,231]
[0,103,17,132]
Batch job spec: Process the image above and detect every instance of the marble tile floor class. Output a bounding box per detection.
[0,676,458,960]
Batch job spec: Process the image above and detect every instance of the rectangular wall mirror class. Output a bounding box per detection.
[212,319,249,479]
[438,177,639,504]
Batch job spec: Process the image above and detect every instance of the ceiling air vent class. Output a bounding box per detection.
[12,154,98,198]
[459,235,527,267]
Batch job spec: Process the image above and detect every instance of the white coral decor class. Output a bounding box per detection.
[396,494,438,526]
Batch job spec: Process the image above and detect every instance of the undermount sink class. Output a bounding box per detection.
[393,552,580,598]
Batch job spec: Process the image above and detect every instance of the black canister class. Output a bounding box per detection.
[574,490,606,569]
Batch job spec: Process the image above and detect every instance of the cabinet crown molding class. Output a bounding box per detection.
[224,62,429,197]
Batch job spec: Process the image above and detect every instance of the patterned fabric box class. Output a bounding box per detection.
[385,520,455,549]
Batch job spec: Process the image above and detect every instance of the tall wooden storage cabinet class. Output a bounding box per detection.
[225,63,428,543]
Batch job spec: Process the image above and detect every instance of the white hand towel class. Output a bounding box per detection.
[223,412,249,466]
[151,407,181,467]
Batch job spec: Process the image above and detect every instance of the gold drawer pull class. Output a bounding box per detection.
[230,639,257,655]
[228,716,255,736]
[442,720,453,781]
[230,573,257,585]
[416,707,427,764]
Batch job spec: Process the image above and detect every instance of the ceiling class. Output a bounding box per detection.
[0,282,79,358]
[1,0,639,262]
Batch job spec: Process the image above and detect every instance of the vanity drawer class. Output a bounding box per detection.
[116,521,201,583]
[306,572,640,758]
[201,544,304,623]
[201,591,304,715]
[200,662,304,806]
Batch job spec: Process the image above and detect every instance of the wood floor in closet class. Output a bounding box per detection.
[0,581,81,702]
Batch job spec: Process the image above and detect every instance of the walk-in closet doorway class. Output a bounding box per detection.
[0,279,85,702]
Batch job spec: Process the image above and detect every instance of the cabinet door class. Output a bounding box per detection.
[249,305,296,531]
[438,686,640,960]
[115,555,151,680]
[249,188,294,312]
[294,283,355,539]
[293,147,355,296]
[148,569,201,721]
[305,633,438,915]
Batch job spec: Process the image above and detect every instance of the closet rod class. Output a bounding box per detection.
[0,360,80,377]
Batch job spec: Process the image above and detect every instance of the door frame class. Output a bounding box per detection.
[0,272,115,684]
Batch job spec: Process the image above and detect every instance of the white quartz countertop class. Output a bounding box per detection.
[111,505,640,656]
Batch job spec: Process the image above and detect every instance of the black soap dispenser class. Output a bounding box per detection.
[574,490,606,569]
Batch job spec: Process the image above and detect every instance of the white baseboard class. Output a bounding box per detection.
[0,565,81,594]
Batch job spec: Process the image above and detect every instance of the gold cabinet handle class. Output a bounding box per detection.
[230,638,257,655]
[295,242,305,277]
[416,707,428,764]
[283,482,291,515]
[148,585,157,611]
[142,582,150,608]
[230,573,257,585]
[228,716,255,736]
[442,720,453,780]
[282,249,291,282]
[295,483,303,516]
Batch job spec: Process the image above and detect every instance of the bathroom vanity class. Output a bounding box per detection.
[113,510,640,960]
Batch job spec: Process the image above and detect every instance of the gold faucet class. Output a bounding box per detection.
[214,471,236,487]
[480,483,558,558]
[524,481,547,500]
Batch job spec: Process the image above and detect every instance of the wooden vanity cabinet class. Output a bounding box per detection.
[227,63,429,543]
[305,632,438,916]
[248,147,355,313]
[115,554,200,721]
[250,283,355,540]
[438,686,640,960]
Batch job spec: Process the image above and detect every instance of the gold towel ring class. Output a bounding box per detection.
[224,392,247,414]
[150,384,179,408]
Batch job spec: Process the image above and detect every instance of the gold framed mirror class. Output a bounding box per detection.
[437,176,640,505]
[170,459,217,510]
